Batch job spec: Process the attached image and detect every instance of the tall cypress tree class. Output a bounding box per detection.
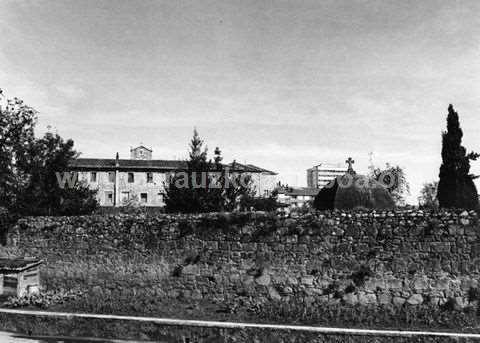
[438,104,479,210]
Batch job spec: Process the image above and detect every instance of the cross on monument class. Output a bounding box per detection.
[346,157,355,173]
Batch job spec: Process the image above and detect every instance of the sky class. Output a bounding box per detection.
[1,0,480,203]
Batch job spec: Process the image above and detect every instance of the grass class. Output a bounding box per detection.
[254,300,480,332]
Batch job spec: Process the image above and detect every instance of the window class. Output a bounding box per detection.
[105,191,113,205]
[90,172,97,183]
[158,193,164,203]
[140,193,148,203]
[108,172,115,183]
[146,172,153,183]
[128,172,134,183]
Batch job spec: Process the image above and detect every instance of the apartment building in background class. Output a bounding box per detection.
[307,162,347,189]
[69,145,277,207]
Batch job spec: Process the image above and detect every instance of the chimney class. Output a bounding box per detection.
[115,152,120,167]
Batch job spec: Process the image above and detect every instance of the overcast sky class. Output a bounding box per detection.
[1,0,480,203]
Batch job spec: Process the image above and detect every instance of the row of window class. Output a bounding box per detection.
[103,191,163,205]
[89,172,154,184]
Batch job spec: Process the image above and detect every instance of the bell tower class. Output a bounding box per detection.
[130,144,152,160]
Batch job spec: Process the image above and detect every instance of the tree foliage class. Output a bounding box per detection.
[164,129,260,213]
[16,132,97,215]
[418,181,439,209]
[0,93,36,207]
[438,104,479,210]
[334,174,395,210]
[370,163,410,206]
[0,89,98,215]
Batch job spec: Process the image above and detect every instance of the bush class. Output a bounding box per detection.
[3,288,84,309]
[335,175,395,210]
[351,265,373,287]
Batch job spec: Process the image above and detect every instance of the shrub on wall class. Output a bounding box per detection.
[334,175,395,210]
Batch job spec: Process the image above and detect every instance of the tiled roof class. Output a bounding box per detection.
[70,159,277,174]
[226,162,277,175]
[0,258,43,273]
[69,159,187,171]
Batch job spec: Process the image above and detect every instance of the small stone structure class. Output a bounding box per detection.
[0,258,43,297]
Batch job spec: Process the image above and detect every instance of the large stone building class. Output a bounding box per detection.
[307,162,347,189]
[69,145,277,207]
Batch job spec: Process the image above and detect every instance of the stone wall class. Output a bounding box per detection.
[5,210,480,309]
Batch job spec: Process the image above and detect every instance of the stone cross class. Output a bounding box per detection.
[346,157,355,173]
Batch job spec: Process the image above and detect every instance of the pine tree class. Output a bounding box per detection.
[188,128,209,171]
[164,129,258,213]
[438,104,479,210]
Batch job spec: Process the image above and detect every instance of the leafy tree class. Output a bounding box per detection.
[0,89,98,215]
[371,164,410,206]
[0,92,37,208]
[438,104,479,210]
[16,132,97,215]
[418,181,439,209]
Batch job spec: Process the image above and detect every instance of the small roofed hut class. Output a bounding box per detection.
[0,258,43,297]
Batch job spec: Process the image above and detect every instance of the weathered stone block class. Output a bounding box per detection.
[268,286,282,300]
[342,292,358,305]
[413,277,429,291]
[364,278,386,291]
[392,296,406,305]
[357,291,377,305]
[300,276,314,286]
[377,293,392,305]
[385,278,403,290]
[255,274,271,286]
[407,294,423,305]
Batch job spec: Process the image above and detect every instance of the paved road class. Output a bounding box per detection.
[0,331,158,343]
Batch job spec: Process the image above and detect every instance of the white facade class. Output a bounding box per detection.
[307,162,347,189]
[78,170,168,207]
